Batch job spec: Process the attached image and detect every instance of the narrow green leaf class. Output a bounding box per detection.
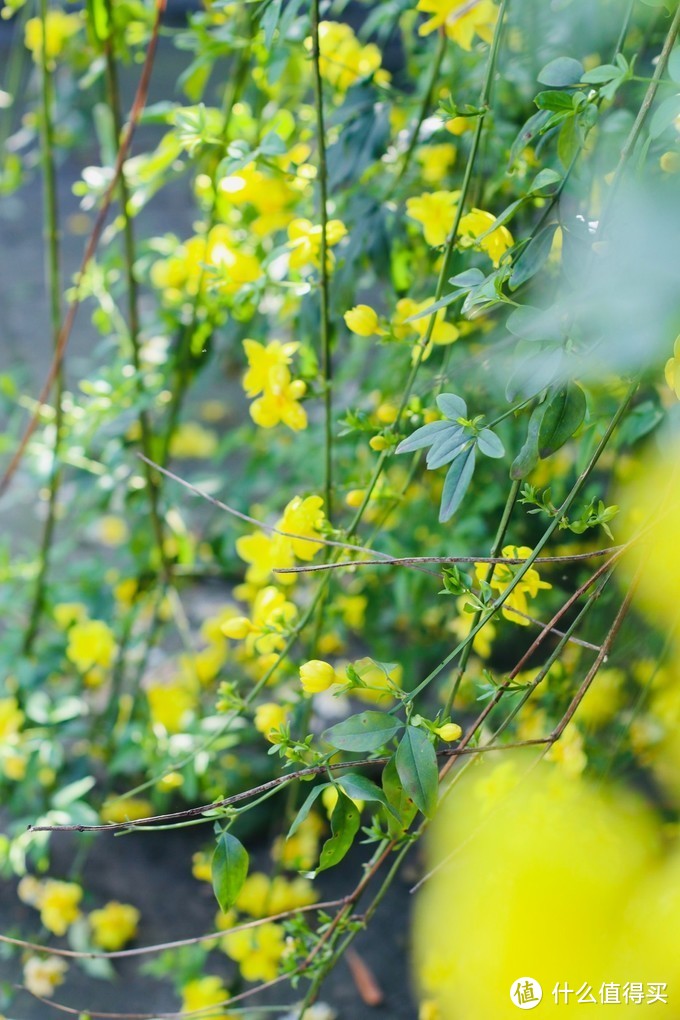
[396,420,452,455]
[322,711,404,752]
[317,792,361,873]
[538,383,586,458]
[382,756,417,837]
[395,727,438,818]
[477,428,505,459]
[509,223,559,290]
[426,426,468,469]
[537,57,584,87]
[439,445,476,523]
[535,90,575,112]
[212,832,249,912]
[528,168,563,194]
[287,784,330,840]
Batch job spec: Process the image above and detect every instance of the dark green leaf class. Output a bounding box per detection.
[212,832,249,912]
[477,428,505,459]
[439,445,476,522]
[437,393,467,419]
[337,772,395,815]
[287,784,330,840]
[535,90,575,112]
[322,711,404,752]
[395,727,438,818]
[537,57,584,87]
[317,791,361,872]
[510,402,547,479]
[509,223,559,290]
[557,114,580,169]
[382,756,417,837]
[538,383,586,458]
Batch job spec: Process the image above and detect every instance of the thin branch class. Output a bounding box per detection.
[274,546,623,573]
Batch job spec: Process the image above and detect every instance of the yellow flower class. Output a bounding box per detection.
[235,872,271,917]
[416,0,497,50]
[344,304,384,337]
[242,339,299,398]
[660,151,680,174]
[101,796,153,823]
[221,615,252,640]
[66,620,117,672]
[287,217,347,270]
[96,515,128,547]
[336,593,367,630]
[664,335,680,399]
[279,495,326,560]
[419,1000,442,1020]
[576,667,625,727]
[435,722,462,742]
[192,851,212,882]
[18,876,43,907]
[313,21,385,91]
[250,366,308,430]
[475,546,551,626]
[445,115,474,136]
[89,901,140,950]
[458,207,514,266]
[254,702,288,743]
[406,191,460,247]
[416,143,457,184]
[181,975,232,1019]
[169,421,218,459]
[147,680,196,734]
[53,602,87,628]
[392,296,459,355]
[39,880,83,936]
[0,697,23,740]
[222,922,285,982]
[247,586,298,655]
[300,659,336,694]
[23,955,68,998]
[24,10,81,64]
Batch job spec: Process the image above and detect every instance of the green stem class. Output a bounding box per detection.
[22,0,64,656]
[310,0,333,520]
[443,477,521,716]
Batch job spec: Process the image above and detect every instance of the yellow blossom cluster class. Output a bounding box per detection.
[24,9,81,64]
[241,338,308,431]
[406,190,513,265]
[23,955,69,998]
[18,876,83,936]
[233,495,326,591]
[63,616,117,687]
[89,901,141,950]
[287,217,347,271]
[312,21,388,92]
[180,975,234,1020]
[0,695,26,781]
[151,224,261,306]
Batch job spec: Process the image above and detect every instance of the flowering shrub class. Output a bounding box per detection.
[1,0,680,1016]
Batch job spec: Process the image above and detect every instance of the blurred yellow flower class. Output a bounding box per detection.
[254,702,288,743]
[416,0,497,50]
[664,335,680,399]
[147,680,196,734]
[287,217,347,270]
[96,515,128,547]
[89,901,140,950]
[66,620,117,672]
[53,602,87,628]
[406,190,460,247]
[0,697,23,740]
[416,143,457,184]
[101,796,153,823]
[181,975,233,1019]
[222,921,286,982]
[24,10,81,64]
[344,304,385,337]
[23,955,68,998]
[392,296,459,355]
[353,657,403,704]
[39,880,83,936]
[475,546,551,626]
[169,421,218,459]
[313,21,385,91]
[458,207,514,266]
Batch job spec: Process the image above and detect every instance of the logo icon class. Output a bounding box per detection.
[511,977,543,1010]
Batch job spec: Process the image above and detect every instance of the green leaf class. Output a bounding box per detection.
[437,393,467,419]
[537,57,584,87]
[52,777,96,809]
[382,756,417,837]
[535,90,575,112]
[317,791,361,873]
[649,94,680,139]
[509,223,559,290]
[557,114,580,169]
[287,784,330,840]
[395,727,438,818]
[212,832,249,912]
[426,427,469,469]
[85,0,110,43]
[507,304,562,343]
[668,47,680,84]
[260,0,283,48]
[510,402,547,479]
[448,268,487,290]
[528,168,563,194]
[337,772,394,815]
[477,428,505,459]
[538,383,587,458]
[509,110,552,166]
[505,347,563,402]
[581,63,621,84]
[439,445,476,522]
[396,420,452,455]
[322,711,404,752]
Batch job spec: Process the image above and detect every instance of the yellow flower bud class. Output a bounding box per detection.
[435,722,463,742]
[221,616,251,640]
[369,435,388,451]
[344,304,383,337]
[299,659,336,694]
[660,151,680,174]
[345,489,366,508]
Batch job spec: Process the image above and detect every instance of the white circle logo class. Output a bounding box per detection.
[510,977,543,1010]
